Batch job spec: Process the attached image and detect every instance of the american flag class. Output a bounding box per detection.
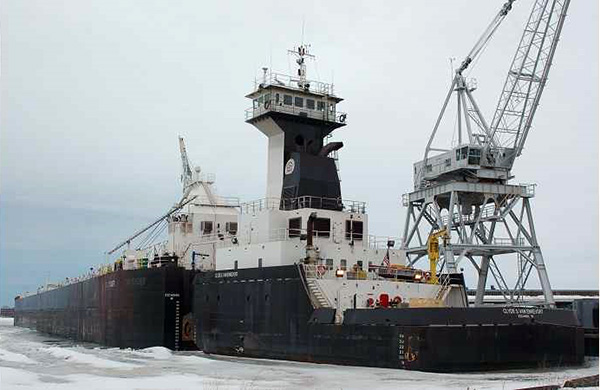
[382,249,390,267]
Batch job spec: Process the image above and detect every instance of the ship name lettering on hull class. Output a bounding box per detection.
[502,307,544,318]
[215,271,238,279]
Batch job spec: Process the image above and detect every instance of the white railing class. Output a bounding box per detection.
[245,103,347,125]
[367,236,403,250]
[240,196,365,214]
[192,196,240,208]
[253,71,335,96]
[520,183,536,197]
[492,237,526,246]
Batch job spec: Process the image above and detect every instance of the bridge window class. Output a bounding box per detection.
[294,97,304,107]
[306,99,315,109]
[283,94,293,105]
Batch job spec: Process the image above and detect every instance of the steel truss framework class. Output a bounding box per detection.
[402,182,555,307]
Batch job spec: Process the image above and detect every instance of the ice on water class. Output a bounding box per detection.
[0,318,597,390]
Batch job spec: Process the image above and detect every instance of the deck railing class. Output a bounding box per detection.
[240,196,365,214]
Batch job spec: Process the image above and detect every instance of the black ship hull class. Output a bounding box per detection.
[14,264,585,372]
[15,266,196,350]
[193,265,585,372]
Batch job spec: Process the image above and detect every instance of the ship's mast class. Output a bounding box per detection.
[288,44,314,90]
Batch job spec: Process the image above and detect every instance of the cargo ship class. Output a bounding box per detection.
[15,0,589,372]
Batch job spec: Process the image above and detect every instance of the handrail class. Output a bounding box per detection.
[245,103,347,125]
[252,71,336,96]
[240,196,365,214]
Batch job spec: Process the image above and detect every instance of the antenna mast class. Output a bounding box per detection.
[288,44,314,90]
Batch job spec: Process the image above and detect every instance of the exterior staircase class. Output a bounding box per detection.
[306,278,331,308]
[435,275,452,302]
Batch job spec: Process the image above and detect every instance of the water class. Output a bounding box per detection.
[0,318,597,389]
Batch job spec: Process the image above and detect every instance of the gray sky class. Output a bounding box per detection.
[1,0,598,306]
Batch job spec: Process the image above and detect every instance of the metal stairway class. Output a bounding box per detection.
[306,278,331,308]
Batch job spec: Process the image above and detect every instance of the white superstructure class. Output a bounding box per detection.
[108,46,468,312]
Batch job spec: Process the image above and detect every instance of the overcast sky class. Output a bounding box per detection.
[1,0,597,306]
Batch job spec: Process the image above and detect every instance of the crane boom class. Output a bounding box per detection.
[179,136,193,190]
[458,0,515,74]
[106,195,197,255]
[489,0,570,161]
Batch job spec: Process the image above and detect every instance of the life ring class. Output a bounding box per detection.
[264,100,271,109]
[316,264,326,276]
[366,297,375,307]
[339,113,347,123]
[423,272,431,282]
[393,296,402,305]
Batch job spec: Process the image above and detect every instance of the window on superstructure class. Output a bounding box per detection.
[306,99,315,109]
[445,158,451,167]
[340,259,347,270]
[325,258,333,270]
[258,258,263,268]
[314,218,331,238]
[200,221,213,235]
[289,217,302,238]
[317,101,325,111]
[345,220,363,241]
[284,95,293,105]
[275,93,280,104]
[226,222,238,235]
[234,260,238,270]
[294,97,304,107]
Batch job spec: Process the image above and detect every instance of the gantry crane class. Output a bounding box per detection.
[403,0,570,307]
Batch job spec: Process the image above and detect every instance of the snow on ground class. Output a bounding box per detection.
[42,346,140,369]
[0,317,597,390]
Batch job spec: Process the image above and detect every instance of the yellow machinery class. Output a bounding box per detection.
[426,228,449,284]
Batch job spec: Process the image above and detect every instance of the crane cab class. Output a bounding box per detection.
[413,145,511,189]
